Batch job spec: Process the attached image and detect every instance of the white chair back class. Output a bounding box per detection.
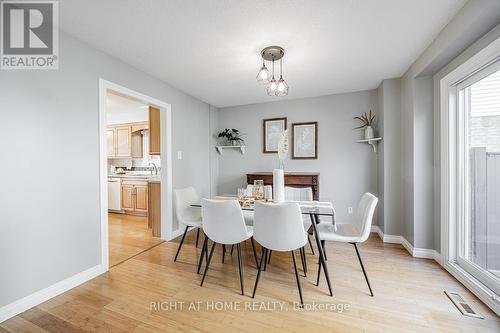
[201,199,250,244]
[355,192,378,242]
[174,187,201,224]
[253,202,307,251]
[285,186,313,201]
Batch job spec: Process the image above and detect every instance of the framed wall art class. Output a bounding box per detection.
[292,122,318,159]
[263,117,287,153]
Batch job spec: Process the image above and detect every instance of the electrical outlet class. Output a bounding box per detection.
[348,206,353,214]
[177,151,182,160]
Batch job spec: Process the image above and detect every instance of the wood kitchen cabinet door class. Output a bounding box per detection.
[134,185,148,213]
[107,129,116,157]
[121,185,134,211]
[148,182,161,237]
[131,131,143,158]
[149,106,160,155]
[115,126,132,157]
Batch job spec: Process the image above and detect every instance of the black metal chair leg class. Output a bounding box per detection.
[352,243,373,296]
[236,243,244,295]
[252,248,267,298]
[200,241,217,286]
[230,244,234,256]
[195,228,200,248]
[174,226,189,262]
[263,248,268,271]
[197,235,208,274]
[308,234,315,255]
[222,244,226,263]
[267,250,273,264]
[291,251,304,307]
[311,213,333,296]
[250,237,258,267]
[316,258,321,286]
[300,247,307,277]
[321,240,327,260]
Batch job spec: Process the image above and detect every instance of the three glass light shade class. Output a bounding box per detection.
[256,54,289,97]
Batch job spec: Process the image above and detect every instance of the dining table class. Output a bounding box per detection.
[191,199,335,297]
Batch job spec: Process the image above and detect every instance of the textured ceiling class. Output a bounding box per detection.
[60,0,466,107]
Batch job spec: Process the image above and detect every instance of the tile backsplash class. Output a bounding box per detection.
[108,156,161,171]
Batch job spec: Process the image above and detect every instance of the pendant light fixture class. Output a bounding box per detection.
[266,58,278,96]
[256,46,289,97]
[256,60,270,84]
[275,58,289,97]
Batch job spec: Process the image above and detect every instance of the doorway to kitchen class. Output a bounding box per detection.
[99,79,173,270]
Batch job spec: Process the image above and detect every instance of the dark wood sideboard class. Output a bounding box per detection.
[246,172,320,200]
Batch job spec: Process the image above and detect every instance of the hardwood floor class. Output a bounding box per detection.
[2,233,499,332]
[108,213,164,267]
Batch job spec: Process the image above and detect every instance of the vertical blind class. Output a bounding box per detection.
[471,69,500,117]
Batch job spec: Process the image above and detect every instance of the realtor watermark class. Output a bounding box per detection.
[1,0,59,69]
[150,301,350,313]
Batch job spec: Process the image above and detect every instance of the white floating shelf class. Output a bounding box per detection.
[355,137,382,153]
[216,145,246,155]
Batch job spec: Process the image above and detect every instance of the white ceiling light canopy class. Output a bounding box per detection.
[258,46,289,97]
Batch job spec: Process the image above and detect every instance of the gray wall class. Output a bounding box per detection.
[376,78,403,236]
[0,32,213,308]
[413,76,434,249]
[209,104,220,196]
[376,84,385,231]
[217,91,379,224]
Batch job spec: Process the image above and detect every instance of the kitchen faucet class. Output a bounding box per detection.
[149,162,158,175]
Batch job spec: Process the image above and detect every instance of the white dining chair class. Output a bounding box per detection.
[174,187,203,262]
[316,192,378,296]
[285,186,313,201]
[265,186,315,270]
[252,202,308,306]
[285,186,317,255]
[199,199,258,295]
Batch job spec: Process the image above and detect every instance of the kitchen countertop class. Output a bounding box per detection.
[108,174,161,183]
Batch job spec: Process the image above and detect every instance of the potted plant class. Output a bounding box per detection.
[217,128,245,146]
[354,110,376,139]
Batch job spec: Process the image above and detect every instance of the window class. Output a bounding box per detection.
[456,62,500,296]
[440,43,500,315]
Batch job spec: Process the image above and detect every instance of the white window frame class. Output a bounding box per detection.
[440,35,500,316]
[455,61,500,296]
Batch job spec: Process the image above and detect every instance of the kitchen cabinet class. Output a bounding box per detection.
[121,180,148,215]
[115,126,132,157]
[121,184,135,211]
[134,185,148,213]
[107,129,115,157]
[149,106,160,155]
[131,131,143,158]
[107,125,132,157]
[148,182,161,237]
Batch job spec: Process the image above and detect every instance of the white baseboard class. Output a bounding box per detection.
[370,225,440,261]
[0,264,105,323]
[370,225,384,241]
